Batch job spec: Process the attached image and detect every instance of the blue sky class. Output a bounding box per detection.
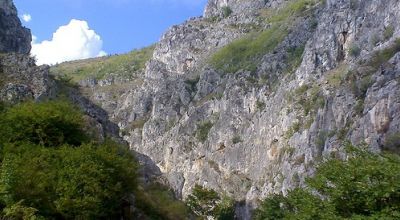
[14,0,207,64]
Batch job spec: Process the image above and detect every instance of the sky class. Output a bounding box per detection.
[14,0,208,65]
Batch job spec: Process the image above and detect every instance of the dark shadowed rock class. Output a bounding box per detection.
[0,0,31,54]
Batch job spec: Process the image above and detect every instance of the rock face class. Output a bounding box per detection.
[54,0,400,219]
[0,0,123,146]
[0,0,53,104]
[0,0,31,54]
[0,53,56,103]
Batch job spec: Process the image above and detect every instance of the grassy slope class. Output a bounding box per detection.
[209,0,321,74]
[50,45,155,83]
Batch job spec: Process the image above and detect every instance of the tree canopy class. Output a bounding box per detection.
[254,144,400,219]
[0,101,138,219]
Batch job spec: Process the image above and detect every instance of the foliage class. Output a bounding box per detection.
[384,133,400,154]
[0,141,137,219]
[326,64,348,88]
[256,100,266,111]
[349,44,361,57]
[186,185,235,219]
[221,6,233,18]
[254,144,400,219]
[0,101,87,147]
[232,136,243,144]
[196,121,214,143]
[266,0,321,24]
[2,201,44,220]
[366,38,400,72]
[210,25,289,73]
[209,0,321,74]
[213,196,235,220]
[384,25,395,40]
[0,101,139,219]
[286,45,306,73]
[51,45,155,82]
[286,122,301,139]
[134,183,190,220]
[291,84,324,116]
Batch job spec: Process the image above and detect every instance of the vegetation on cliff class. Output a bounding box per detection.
[51,45,155,83]
[254,144,400,220]
[209,0,321,73]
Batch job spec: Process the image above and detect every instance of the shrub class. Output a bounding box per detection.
[286,45,306,73]
[254,144,400,219]
[349,43,361,57]
[367,38,400,72]
[221,6,232,18]
[232,136,243,144]
[256,100,266,111]
[0,141,138,219]
[0,101,87,147]
[384,133,400,154]
[384,25,395,40]
[0,101,139,219]
[286,122,301,139]
[196,121,213,143]
[133,183,190,220]
[186,185,234,220]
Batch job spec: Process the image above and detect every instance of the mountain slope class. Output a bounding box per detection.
[52,0,400,219]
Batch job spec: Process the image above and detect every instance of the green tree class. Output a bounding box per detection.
[0,101,138,219]
[0,142,137,219]
[54,141,138,219]
[0,101,87,147]
[187,185,235,219]
[254,144,400,219]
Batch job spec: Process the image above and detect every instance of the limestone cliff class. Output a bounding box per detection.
[0,0,122,143]
[0,0,53,103]
[0,0,31,54]
[53,0,400,219]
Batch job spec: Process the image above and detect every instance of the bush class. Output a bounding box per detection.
[384,133,400,154]
[384,25,395,40]
[256,100,266,111]
[0,101,87,147]
[186,185,235,220]
[221,6,232,18]
[135,183,190,220]
[0,101,138,219]
[0,141,137,219]
[196,121,213,143]
[367,38,400,72]
[254,144,400,219]
[349,43,361,57]
[232,136,243,144]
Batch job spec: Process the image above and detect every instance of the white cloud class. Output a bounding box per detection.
[22,14,32,22]
[31,19,106,65]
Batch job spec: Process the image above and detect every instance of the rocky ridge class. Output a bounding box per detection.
[54,0,400,219]
[0,0,124,144]
[0,0,31,54]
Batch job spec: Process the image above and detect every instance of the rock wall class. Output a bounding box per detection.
[111,0,400,210]
[49,0,400,219]
[0,0,31,54]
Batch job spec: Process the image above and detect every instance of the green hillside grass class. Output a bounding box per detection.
[50,45,155,83]
[209,0,322,74]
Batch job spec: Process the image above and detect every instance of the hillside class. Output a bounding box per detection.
[51,0,400,218]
